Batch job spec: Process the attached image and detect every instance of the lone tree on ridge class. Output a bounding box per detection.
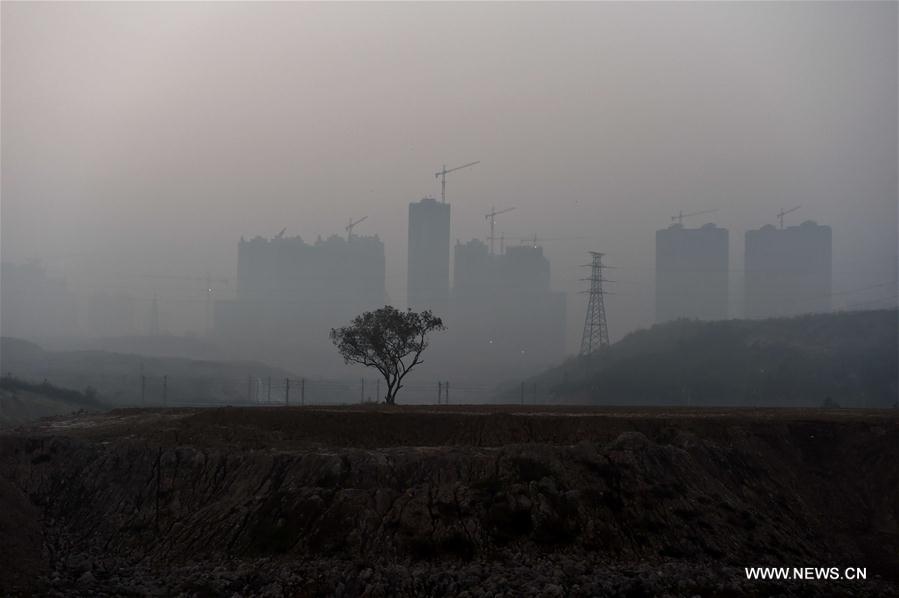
[330,306,446,405]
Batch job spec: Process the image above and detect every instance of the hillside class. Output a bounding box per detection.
[524,310,898,407]
[0,337,295,407]
[0,376,107,428]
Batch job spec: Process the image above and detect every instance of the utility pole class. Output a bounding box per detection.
[435,161,479,203]
[285,378,290,405]
[301,377,305,406]
[579,252,612,356]
[445,381,450,405]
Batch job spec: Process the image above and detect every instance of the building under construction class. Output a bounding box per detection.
[744,220,832,318]
[215,232,386,371]
[655,222,730,322]
[449,239,566,379]
[407,197,451,316]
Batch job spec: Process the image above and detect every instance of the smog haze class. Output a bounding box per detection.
[2,1,896,355]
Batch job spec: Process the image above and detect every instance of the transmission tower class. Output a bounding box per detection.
[579,251,611,356]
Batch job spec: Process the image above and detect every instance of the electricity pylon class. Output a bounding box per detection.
[579,251,611,356]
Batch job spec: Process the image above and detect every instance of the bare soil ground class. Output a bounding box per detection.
[17,404,899,448]
[2,406,897,597]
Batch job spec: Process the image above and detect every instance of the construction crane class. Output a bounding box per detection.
[485,206,516,255]
[274,228,287,239]
[671,209,718,226]
[435,161,479,203]
[345,216,367,239]
[777,205,801,229]
[514,234,589,248]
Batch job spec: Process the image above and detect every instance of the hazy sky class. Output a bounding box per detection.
[2,1,897,348]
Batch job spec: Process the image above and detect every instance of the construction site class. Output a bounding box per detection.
[2,3,896,597]
[1,157,845,392]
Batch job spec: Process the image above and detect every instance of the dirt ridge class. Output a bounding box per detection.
[1,407,897,596]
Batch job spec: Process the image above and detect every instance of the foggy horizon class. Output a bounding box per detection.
[2,1,897,352]
[3,4,899,593]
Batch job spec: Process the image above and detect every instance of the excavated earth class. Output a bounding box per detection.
[1,406,897,597]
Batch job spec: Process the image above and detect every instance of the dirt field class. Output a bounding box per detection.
[17,404,899,448]
[2,406,898,597]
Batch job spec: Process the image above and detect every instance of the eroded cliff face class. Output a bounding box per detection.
[1,408,897,597]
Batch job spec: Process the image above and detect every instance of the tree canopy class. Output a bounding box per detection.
[330,306,445,405]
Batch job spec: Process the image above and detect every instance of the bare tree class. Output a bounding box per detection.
[330,306,445,405]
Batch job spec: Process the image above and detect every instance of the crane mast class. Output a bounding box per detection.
[484,205,516,255]
[435,161,479,203]
[671,208,718,226]
[514,234,589,248]
[345,216,368,240]
[777,206,801,229]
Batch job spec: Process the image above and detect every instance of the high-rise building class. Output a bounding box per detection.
[744,221,832,318]
[449,240,566,380]
[215,232,386,372]
[655,223,729,322]
[233,233,385,310]
[407,198,450,316]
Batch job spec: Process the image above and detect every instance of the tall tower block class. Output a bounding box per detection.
[745,221,831,318]
[655,223,729,322]
[407,197,451,316]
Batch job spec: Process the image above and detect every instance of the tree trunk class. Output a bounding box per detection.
[384,378,397,405]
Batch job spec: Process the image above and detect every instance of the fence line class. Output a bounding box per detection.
[6,370,518,408]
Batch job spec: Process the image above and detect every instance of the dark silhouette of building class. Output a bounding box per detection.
[407,197,450,316]
[215,232,386,371]
[744,220,832,318]
[449,239,566,380]
[655,223,729,322]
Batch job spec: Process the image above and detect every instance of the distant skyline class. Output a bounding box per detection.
[2,1,896,350]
